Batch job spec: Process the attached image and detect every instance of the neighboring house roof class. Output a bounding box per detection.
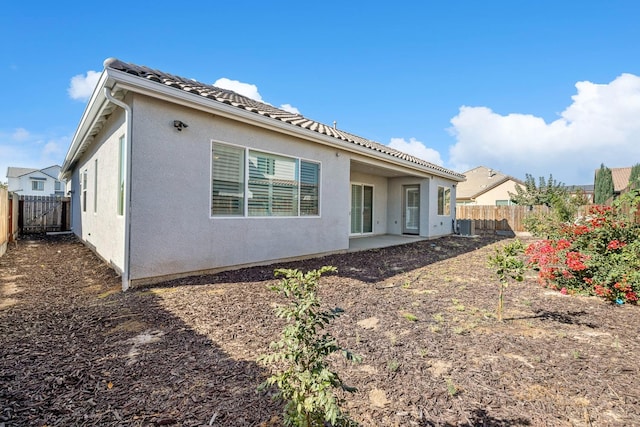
[61,58,464,181]
[6,167,37,178]
[611,167,631,192]
[455,166,521,200]
[6,165,62,180]
[565,184,594,192]
[593,166,632,193]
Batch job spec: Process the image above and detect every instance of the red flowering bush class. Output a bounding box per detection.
[526,202,640,304]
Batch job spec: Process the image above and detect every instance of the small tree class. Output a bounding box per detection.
[488,240,525,321]
[509,173,567,207]
[258,266,360,427]
[594,164,614,204]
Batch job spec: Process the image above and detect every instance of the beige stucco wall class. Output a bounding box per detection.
[69,91,462,285]
[474,181,521,205]
[126,95,351,282]
[71,107,127,272]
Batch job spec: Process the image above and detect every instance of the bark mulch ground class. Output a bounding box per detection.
[0,234,638,426]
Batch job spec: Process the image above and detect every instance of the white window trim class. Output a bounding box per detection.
[437,185,451,216]
[94,159,98,214]
[210,140,322,219]
[82,169,88,213]
[117,135,125,216]
[349,182,375,236]
[31,180,45,191]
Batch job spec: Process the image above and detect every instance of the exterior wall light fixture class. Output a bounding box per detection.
[173,120,188,131]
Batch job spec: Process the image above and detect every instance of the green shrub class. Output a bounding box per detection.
[258,266,360,427]
[487,239,525,321]
[526,198,640,304]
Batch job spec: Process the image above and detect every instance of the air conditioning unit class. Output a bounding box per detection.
[458,219,475,236]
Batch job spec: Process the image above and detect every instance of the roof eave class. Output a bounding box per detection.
[62,66,465,182]
[60,70,111,179]
[107,69,464,181]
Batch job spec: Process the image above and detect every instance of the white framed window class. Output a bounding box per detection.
[117,135,125,216]
[300,161,319,216]
[31,180,45,191]
[437,186,451,216]
[55,181,62,191]
[211,142,320,217]
[82,170,88,212]
[94,159,98,213]
[248,150,299,216]
[211,143,245,216]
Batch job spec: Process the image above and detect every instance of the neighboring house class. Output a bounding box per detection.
[6,165,66,196]
[455,166,523,206]
[593,166,632,201]
[565,185,594,204]
[610,167,632,196]
[60,58,465,290]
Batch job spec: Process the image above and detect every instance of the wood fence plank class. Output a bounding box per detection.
[18,195,70,234]
[456,205,551,233]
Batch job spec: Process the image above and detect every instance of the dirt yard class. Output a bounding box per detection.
[1,234,639,426]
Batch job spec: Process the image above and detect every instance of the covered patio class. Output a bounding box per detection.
[348,234,429,252]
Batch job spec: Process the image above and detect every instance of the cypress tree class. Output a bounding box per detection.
[594,164,614,204]
[629,163,640,188]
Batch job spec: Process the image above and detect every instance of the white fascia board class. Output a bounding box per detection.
[60,71,111,178]
[107,69,464,182]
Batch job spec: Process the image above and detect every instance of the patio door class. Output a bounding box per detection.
[403,185,420,235]
[351,184,373,234]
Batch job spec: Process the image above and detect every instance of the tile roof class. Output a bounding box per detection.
[610,167,632,192]
[104,58,464,180]
[455,166,520,199]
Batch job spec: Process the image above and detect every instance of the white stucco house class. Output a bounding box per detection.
[60,58,465,290]
[6,165,66,196]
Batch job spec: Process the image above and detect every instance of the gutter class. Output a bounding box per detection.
[103,87,133,291]
[109,70,465,182]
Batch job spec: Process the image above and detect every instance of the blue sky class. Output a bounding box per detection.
[2,1,639,185]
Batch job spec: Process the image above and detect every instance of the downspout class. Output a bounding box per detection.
[104,87,133,291]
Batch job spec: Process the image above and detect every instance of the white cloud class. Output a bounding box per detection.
[0,129,70,181]
[68,70,101,101]
[213,78,263,102]
[388,137,444,166]
[213,78,301,114]
[42,140,62,157]
[448,73,640,184]
[12,128,30,141]
[280,103,300,114]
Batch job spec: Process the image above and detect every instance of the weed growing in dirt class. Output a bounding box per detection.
[258,266,361,427]
[387,360,400,372]
[452,299,466,311]
[445,378,459,397]
[402,312,418,322]
[487,239,525,321]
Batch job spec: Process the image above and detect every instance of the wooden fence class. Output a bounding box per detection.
[456,205,551,234]
[1,188,8,256]
[613,181,640,224]
[19,195,70,234]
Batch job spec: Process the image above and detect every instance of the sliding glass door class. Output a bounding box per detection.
[351,184,373,234]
